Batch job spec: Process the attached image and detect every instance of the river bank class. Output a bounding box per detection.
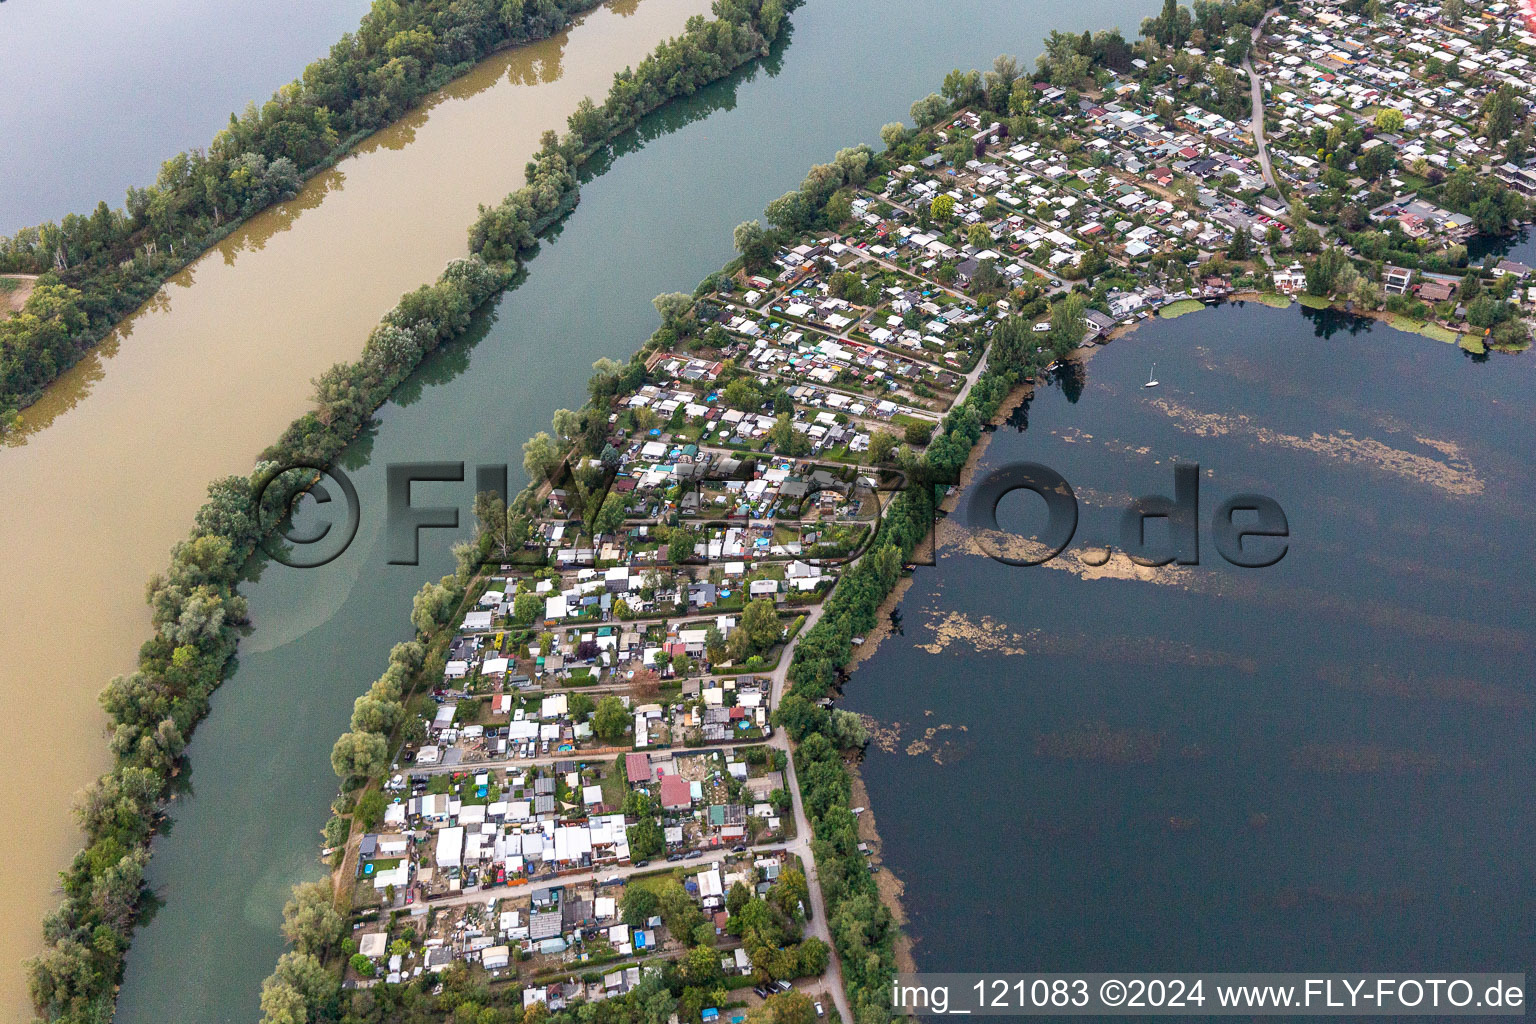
[841,368,1045,980]
[0,0,626,415]
[844,298,1536,982]
[4,4,717,1020]
[0,0,374,230]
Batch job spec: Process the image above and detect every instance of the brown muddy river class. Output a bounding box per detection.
[0,0,708,1013]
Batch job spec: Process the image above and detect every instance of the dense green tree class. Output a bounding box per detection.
[1047,293,1087,359]
[512,592,541,624]
[741,598,782,653]
[733,220,773,271]
[1467,294,1514,328]
[1304,248,1350,296]
[1482,83,1522,142]
[330,730,388,781]
[410,580,456,633]
[621,886,659,927]
[280,881,343,955]
[657,880,704,945]
[626,815,665,860]
[593,695,629,741]
[909,95,947,131]
[593,492,629,537]
[652,292,693,328]
[350,694,403,735]
[868,430,900,464]
[750,990,817,1024]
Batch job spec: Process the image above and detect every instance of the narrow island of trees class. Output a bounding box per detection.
[26,3,799,1023]
[0,0,618,424]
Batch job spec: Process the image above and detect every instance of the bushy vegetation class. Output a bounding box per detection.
[724,81,1062,1023]
[0,0,617,415]
[29,2,800,1022]
[774,330,1040,1024]
[26,247,506,1024]
[257,952,818,1024]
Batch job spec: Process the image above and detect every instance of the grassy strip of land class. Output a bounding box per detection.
[1249,292,1292,308]
[1157,298,1206,319]
[25,4,798,1023]
[773,343,1046,1024]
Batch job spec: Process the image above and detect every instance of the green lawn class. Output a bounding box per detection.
[1385,314,1462,346]
[1419,324,1463,345]
[1157,299,1206,319]
[599,762,627,808]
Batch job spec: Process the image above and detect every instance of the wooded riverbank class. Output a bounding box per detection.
[0,0,612,416]
[25,4,797,1023]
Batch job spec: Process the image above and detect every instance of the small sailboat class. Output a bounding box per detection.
[1144,362,1159,388]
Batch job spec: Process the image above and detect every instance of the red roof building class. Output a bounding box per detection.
[626,753,652,784]
[660,774,692,810]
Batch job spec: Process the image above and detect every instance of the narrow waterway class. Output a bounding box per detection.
[106,1,1161,1018]
[846,304,1536,978]
[0,0,372,229]
[0,1,710,1015]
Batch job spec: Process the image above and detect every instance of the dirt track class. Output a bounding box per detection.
[0,274,38,315]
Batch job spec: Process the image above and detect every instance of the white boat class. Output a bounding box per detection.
[1144,363,1159,388]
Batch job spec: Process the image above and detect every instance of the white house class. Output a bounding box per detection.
[436,826,465,870]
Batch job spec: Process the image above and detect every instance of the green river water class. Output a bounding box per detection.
[111,1,1166,1019]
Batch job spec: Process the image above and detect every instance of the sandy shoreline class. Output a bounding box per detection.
[842,369,1047,975]
[842,287,1522,977]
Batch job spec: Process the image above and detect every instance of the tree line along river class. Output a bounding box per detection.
[0,0,710,1016]
[0,0,372,230]
[4,0,1163,1018]
[846,301,1536,984]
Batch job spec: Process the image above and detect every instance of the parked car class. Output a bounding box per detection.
[776,980,793,993]
[815,1003,825,1017]
[632,859,649,868]
[666,853,684,862]
[684,849,703,860]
